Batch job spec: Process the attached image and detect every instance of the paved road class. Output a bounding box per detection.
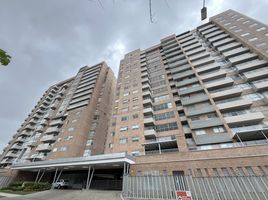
[0,189,122,200]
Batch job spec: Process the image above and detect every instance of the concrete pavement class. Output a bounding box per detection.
[0,189,122,200]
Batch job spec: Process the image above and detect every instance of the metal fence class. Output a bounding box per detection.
[0,176,14,189]
[122,175,268,200]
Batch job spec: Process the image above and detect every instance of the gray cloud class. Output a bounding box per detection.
[0,0,268,152]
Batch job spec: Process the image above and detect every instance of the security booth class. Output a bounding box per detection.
[11,153,135,190]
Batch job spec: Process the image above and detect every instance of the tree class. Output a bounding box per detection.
[0,49,11,66]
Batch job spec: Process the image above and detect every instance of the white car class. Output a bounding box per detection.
[53,179,70,189]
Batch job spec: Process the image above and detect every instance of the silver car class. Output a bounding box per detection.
[53,179,70,189]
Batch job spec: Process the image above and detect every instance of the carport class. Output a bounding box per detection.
[11,153,135,190]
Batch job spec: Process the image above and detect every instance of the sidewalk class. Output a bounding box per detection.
[0,192,21,198]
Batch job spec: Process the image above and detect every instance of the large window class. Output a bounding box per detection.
[154,111,175,121]
[154,95,170,103]
[156,122,178,132]
[153,102,172,111]
[120,126,128,132]
[119,138,128,144]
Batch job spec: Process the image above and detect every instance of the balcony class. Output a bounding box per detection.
[10,144,23,150]
[5,151,18,158]
[172,70,195,80]
[144,117,155,125]
[142,90,151,97]
[198,24,216,32]
[185,47,206,56]
[14,137,26,143]
[143,98,152,106]
[175,77,198,88]
[231,124,268,140]
[191,57,214,68]
[26,140,37,147]
[24,124,35,130]
[211,87,242,100]
[165,50,182,59]
[205,30,224,39]
[45,126,60,134]
[244,68,268,81]
[229,53,258,65]
[143,107,154,115]
[36,143,52,151]
[178,85,203,95]
[213,37,235,47]
[217,99,252,111]
[185,105,215,117]
[217,42,242,52]
[189,52,210,62]
[29,118,38,124]
[189,118,223,129]
[224,112,265,126]
[144,129,157,139]
[222,47,249,58]
[194,133,232,145]
[170,64,191,74]
[183,43,202,52]
[142,83,151,90]
[167,54,185,63]
[253,80,268,91]
[36,125,44,132]
[40,135,57,142]
[20,130,31,136]
[236,59,267,73]
[49,119,64,126]
[169,59,188,68]
[205,77,234,90]
[200,70,226,82]
[181,95,209,105]
[196,62,220,74]
[143,136,178,153]
[208,34,229,43]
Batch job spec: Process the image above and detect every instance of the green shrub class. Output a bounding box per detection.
[9,182,23,187]
[10,186,23,191]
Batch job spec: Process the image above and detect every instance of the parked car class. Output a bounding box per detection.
[53,179,70,189]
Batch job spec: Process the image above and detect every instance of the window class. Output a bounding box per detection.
[154,111,175,121]
[243,93,263,101]
[213,126,225,133]
[122,99,129,104]
[123,92,130,97]
[132,136,139,142]
[249,37,258,42]
[86,139,93,146]
[110,132,115,136]
[195,129,206,135]
[133,114,139,119]
[152,87,167,94]
[119,138,128,144]
[83,149,91,157]
[133,90,138,94]
[153,102,172,111]
[132,125,139,130]
[133,105,139,110]
[121,116,128,121]
[64,135,73,140]
[112,122,116,126]
[256,27,266,32]
[108,143,113,148]
[155,122,178,132]
[133,97,138,102]
[121,107,129,113]
[241,32,250,37]
[120,126,128,132]
[154,95,170,103]
[60,146,68,152]
[131,151,140,156]
[52,148,58,152]
[249,23,258,28]
[256,43,267,48]
[68,127,74,132]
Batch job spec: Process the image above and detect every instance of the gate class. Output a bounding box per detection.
[122,175,268,200]
[0,176,14,189]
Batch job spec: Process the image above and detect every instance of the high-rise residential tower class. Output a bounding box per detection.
[106,9,268,177]
[0,62,116,167]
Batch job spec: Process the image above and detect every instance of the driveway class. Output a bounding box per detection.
[0,189,122,200]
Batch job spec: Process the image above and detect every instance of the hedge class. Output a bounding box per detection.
[1,181,51,192]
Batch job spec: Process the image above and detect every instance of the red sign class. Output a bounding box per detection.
[176,191,192,200]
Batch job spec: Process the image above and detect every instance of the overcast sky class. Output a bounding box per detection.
[0,0,268,152]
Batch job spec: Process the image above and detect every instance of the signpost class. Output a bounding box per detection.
[176,191,192,200]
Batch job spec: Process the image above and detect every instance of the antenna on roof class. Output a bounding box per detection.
[201,0,207,21]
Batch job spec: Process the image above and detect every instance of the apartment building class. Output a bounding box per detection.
[0,62,116,167]
[0,9,268,191]
[106,9,268,177]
